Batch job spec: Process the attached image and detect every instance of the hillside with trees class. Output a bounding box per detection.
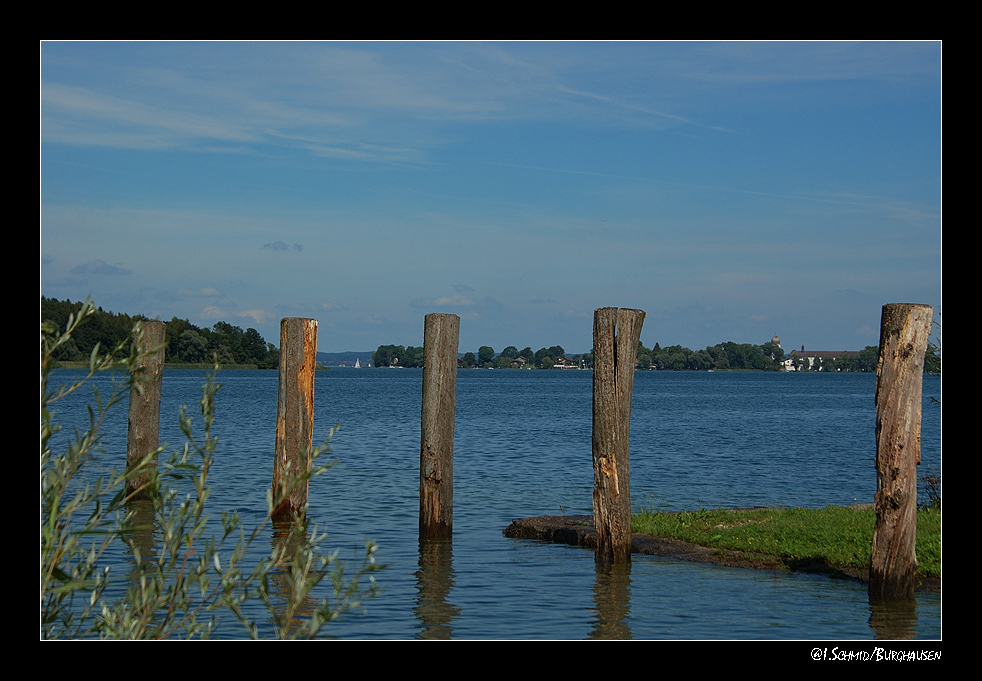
[41,297,279,368]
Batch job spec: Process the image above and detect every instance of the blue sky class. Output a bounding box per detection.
[41,41,941,354]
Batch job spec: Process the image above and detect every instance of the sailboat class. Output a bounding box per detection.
[354,358,361,369]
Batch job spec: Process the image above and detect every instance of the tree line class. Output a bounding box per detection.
[43,296,937,374]
[41,297,279,368]
[372,344,574,369]
[640,341,787,371]
[372,339,941,373]
[461,345,572,370]
[373,340,792,371]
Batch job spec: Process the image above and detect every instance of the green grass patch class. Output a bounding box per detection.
[632,506,941,579]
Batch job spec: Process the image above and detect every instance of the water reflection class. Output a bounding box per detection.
[266,520,320,637]
[415,538,459,639]
[590,561,633,640]
[124,498,157,567]
[868,597,919,640]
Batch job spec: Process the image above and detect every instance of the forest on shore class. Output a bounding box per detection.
[41,297,279,368]
[373,340,888,372]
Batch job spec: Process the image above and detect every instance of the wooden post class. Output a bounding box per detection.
[419,313,459,539]
[126,320,165,500]
[592,307,645,565]
[273,317,318,521]
[869,303,933,600]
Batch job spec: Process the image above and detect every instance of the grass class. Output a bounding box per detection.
[632,505,941,579]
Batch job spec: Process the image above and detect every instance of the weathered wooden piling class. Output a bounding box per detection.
[419,313,459,540]
[126,320,165,500]
[869,303,933,601]
[592,307,645,565]
[272,317,318,521]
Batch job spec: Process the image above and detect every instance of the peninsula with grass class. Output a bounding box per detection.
[504,504,941,591]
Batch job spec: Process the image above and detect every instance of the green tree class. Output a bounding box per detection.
[478,346,495,367]
[265,342,280,371]
[212,321,245,364]
[372,344,403,367]
[493,355,514,369]
[760,341,785,366]
[636,340,652,369]
[403,346,425,368]
[242,328,269,365]
[690,349,713,371]
[42,296,143,360]
[165,316,197,360]
[533,347,553,368]
[705,345,730,370]
[176,329,209,363]
[857,346,879,372]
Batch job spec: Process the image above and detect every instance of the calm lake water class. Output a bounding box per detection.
[48,368,942,639]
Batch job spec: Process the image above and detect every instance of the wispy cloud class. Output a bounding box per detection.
[176,286,221,297]
[410,293,505,316]
[669,41,940,87]
[200,305,227,321]
[42,82,258,150]
[39,43,712,161]
[414,293,475,308]
[70,260,132,275]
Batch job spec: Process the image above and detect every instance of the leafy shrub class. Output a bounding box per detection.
[41,301,379,638]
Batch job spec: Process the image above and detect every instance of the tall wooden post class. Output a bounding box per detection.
[592,307,644,565]
[420,313,459,539]
[273,317,318,521]
[126,320,165,500]
[869,303,933,600]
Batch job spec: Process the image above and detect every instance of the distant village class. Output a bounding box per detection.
[353,333,919,373]
[768,334,873,373]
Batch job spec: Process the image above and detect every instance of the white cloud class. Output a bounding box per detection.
[236,309,272,325]
[432,294,474,307]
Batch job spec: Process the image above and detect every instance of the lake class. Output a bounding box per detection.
[47,368,942,639]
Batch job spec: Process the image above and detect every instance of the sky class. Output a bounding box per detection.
[41,41,941,355]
